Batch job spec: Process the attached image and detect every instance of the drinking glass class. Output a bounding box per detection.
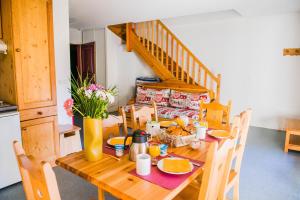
[149,144,160,165]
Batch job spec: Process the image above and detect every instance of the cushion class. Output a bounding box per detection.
[169,90,210,110]
[186,92,210,110]
[136,86,170,106]
[157,106,199,120]
[124,104,199,120]
[169,90,189,108]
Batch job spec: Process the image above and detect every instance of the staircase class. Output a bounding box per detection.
[108,20,221,101]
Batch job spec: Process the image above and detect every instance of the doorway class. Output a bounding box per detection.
[70,42,96,82]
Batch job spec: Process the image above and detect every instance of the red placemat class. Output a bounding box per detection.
[201,134,221,143]
[129,153,204,190]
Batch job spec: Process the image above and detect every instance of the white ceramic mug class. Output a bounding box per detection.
[136,154,151,176]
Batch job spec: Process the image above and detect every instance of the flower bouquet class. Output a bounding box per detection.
[64,75,117,161]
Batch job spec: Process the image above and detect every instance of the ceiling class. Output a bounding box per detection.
[69,0,300,30]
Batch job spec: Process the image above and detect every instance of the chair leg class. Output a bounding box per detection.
[233,178,239,200]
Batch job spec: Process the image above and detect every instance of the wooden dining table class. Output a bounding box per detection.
[56,142,211,200]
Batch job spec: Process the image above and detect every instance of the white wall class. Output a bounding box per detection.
[105,28,155,111]
[163,13,300,130]
[69,28,82,44]
[53,0,72,124]
[82,29,106,86]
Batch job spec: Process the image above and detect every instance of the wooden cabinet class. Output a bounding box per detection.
[0,0,59,162]
[21,116,59,163]
[12,0,57,110]
[0,1,2,38]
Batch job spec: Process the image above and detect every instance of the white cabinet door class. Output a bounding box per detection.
[0,112,21,189]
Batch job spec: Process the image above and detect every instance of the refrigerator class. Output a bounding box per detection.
[0,111,21,189]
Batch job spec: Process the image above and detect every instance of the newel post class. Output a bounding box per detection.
[126,23,133,52]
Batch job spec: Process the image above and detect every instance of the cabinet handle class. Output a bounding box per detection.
[16,48,21,52]
[22,128,27,131]
[37,111,43,115]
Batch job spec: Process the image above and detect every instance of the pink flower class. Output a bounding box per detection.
[64,99,74,117]
[96,84,105,90]
[66,109,73,117]
[88,84,98,91]
[64,98,74,109]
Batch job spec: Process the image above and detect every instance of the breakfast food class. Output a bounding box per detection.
[109,137,132,146]
[166,124,195,136]
[163,158,191,173]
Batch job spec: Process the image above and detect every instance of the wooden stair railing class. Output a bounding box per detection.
[108,20,221,101]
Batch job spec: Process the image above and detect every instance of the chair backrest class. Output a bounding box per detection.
[232,109,252,174]
[13,141,61,200]
[102,108,128,141]
[131,101,158,131]
[199,100,232,129]
[198,139,235,200]
[218,115,241,200]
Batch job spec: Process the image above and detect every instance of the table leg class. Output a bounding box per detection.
[284,131,290,153]
[98,188,105,200]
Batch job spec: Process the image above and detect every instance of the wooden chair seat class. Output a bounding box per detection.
[173,184,200,200]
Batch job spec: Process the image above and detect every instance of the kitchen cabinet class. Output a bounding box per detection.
[0,0,59,162]
[21,116,59,163]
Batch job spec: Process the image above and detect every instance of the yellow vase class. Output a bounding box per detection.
[83,118,103,161]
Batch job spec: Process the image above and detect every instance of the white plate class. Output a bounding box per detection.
[157,157,194,175]
[107,136,130,146]
[207,130,230,139]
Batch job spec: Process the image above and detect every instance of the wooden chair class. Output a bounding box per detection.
[130,101,158,131]
[174,139,235,200]
[102,107,128,141]
[13,141,61,200]
[222,109,252,200]
[199,100,232,130]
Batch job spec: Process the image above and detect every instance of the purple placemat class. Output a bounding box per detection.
[129,153,204,190]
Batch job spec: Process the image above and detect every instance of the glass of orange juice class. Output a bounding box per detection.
[149,143,160,165]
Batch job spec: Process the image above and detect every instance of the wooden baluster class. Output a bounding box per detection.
[147,22,150,51]
[171,37,174,75]
[204,70,208,88]
[198,64,201,85]
[176,42,179,79]
[136,23,140,41]
[192,58,195,84]
[161,27,164,64]
[156,22,159,59]
[181,47,184,81]
[166,33,169,69]
[142,22,145,46]
[152,21,154,55]
[186,54,190,83]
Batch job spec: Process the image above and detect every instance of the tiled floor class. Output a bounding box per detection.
[1,127,300,200]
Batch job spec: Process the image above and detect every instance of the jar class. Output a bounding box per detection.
[115,144,124,157]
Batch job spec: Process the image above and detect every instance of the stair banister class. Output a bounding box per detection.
[125,20,221,102]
